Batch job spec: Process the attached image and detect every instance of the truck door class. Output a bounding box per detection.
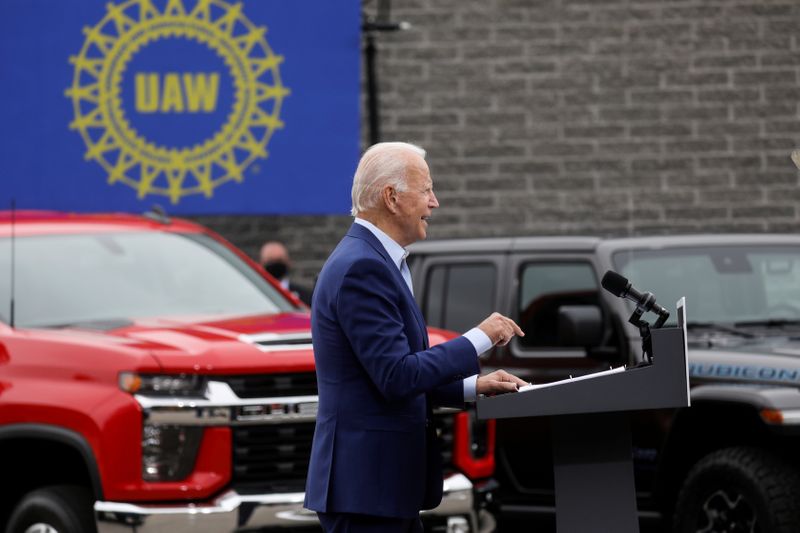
[492,257,626,507]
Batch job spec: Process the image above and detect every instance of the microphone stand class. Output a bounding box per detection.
[628,292,668,363]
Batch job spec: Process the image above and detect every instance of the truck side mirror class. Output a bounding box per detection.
[557,305,603,347]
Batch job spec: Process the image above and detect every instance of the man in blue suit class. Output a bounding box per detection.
[305,142,526,532]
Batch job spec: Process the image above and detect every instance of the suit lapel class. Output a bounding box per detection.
[410,293,429,349]
[346,224,429,348]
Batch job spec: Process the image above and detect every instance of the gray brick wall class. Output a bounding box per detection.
[194,0,800,285]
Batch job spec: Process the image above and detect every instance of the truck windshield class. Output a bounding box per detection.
[0,231,296,327]
[612,246,800,326]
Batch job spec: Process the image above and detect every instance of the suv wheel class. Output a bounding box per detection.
[674,447,800,533]
[5,485,95,533]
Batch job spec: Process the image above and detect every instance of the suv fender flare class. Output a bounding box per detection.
[691,383,800,415]
[0,423,103,500]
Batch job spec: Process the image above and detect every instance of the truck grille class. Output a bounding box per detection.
[221,372,318,398]
[232,421,316,493]
[225,373,457,493]
[232,415,456,493]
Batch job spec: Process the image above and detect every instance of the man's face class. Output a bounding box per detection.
[394,154,439,247]
[260,243,291,280]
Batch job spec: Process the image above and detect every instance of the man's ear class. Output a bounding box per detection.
[381,185,398,214]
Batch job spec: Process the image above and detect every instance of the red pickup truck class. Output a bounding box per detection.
[0,211,496,533]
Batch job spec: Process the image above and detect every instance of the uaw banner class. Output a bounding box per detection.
[0,0,360,214]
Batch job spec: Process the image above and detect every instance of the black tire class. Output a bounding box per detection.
[673,446,800,533]
[5,485,96,533]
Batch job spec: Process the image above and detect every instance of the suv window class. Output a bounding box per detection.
[424,263,495,333]
[517,262,599,348]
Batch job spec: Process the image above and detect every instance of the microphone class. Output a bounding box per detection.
[601,271,670,320]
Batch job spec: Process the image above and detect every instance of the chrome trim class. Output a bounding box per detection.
[433,406,462,415]
[135,381,319,426]
[96,473,477,532]
[239,332,313,352]
[423,473,475,523]
[144,406,231,426]
[775,409,800,424]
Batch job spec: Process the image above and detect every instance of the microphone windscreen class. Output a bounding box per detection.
[601,270,629,297]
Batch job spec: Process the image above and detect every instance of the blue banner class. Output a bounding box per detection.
[0,0,361,214]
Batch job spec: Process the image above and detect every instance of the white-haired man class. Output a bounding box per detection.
[304,142,526,532]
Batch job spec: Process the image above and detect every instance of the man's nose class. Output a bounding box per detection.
[430,191,439,208]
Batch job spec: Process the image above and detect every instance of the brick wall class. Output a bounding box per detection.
[194,0,800,284]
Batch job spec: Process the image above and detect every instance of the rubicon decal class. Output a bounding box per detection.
[66,0,290,204]
[690,362,800,385]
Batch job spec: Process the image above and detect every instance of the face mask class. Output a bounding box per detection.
[263,261,289,280]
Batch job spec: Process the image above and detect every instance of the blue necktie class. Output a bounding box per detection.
[400,255,413,294]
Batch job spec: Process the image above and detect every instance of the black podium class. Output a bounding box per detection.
[477,324,690,533]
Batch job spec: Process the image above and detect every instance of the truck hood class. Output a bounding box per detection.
[688,334,800,389]
[47,312,316,374]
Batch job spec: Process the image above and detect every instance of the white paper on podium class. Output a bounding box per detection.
[519,365,626,392]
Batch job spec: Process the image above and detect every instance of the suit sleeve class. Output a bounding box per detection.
[336,257,480,402]
[429,380,465,409]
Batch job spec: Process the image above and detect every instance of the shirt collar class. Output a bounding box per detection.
[354,218,408,271]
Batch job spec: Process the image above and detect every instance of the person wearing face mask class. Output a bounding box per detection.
[259,240,313,306]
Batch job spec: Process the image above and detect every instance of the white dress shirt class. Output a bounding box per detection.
[353,218,491,401]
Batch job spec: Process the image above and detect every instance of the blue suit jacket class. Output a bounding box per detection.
[304,223,480,518]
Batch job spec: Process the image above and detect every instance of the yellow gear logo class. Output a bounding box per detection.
[66,0,289,203]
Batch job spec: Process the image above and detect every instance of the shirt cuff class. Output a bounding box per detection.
[463,327,493,357]
[463,374,478,403]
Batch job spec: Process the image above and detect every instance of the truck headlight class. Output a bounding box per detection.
[119,372,206,397]
[142,425,203,481]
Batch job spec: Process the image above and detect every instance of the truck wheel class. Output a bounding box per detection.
[5,485,96,533]
[673,447,800,533]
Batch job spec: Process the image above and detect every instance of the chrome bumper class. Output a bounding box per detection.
[95,473,478,532]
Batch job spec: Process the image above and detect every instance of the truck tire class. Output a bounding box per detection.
[673,446,800,533]
[5,485,96,533]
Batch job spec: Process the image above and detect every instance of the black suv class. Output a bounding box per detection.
[409,234,800,533]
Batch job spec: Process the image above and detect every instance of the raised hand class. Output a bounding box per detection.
[477,312,525,346]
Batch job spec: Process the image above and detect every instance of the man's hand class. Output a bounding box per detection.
[476,369,528,395]
[477,312,525,346]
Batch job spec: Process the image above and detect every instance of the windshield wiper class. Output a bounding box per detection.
[733,318,800,329]
[38,318,134,331]
[687,322,756,338]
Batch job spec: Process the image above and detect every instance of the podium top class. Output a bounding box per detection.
[477,326,690,420]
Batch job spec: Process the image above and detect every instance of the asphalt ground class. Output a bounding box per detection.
[496,514,663,533]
